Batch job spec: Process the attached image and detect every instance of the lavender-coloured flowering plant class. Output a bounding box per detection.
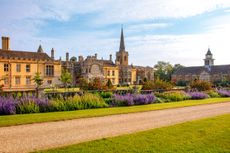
[113,93,155,106]
[187,92,209,99]
[217,89,230,97]
[0,97,17,115]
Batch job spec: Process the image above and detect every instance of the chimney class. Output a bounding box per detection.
[2,37,10,50]
[78,56,84,62]
[51,48,55,60]
[66,52,69,61]
[95,53,98,59]
[110,54,112,61]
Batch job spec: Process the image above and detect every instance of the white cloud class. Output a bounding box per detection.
[127,23,171,33]
[0,0,230,67]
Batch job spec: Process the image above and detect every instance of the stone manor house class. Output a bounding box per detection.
[0,28,154,91]
[0,37,61,92]
[172,48,230,84]
[62,28,154,86]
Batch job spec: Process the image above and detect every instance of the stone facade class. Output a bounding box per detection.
[62,28,154,86]
[0,37,62,92]
[172,48,230,84]
[135,66,154,84]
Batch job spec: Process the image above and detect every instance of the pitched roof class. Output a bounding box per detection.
[0,49,53,61]
[173,65,230,75]
[173,66,208,75]
[210,65,230,74]
[206,48,212,55]
[102,60,117,67]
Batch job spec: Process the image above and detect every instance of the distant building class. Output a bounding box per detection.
[115,27,137,85]
[63,27,154,86]
[172,48,230,84]
[0,37,62,92]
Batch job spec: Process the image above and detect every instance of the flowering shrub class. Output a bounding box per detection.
[51,94,108,111]
[0,97,16,115]
[156,91,190,102]
[133,94,156,105]
[217,89,230,97]
[113,94,155,106]
[0,94,108,115]
[188,92,209,99]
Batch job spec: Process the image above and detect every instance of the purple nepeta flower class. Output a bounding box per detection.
[113,94,155,106]
[187,92,209,99]
[217,89,230,97]
[0,97,17,115]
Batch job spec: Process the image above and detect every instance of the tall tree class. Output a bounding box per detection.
[33,72,43,97]
[154,62,184,82]
[172,64,184,73]
[60,70,72,90]
[154,61,173,81]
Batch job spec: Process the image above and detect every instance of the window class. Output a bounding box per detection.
[15,76,20,85]
[124,56,127,61]
[4,64,9,72]
[26,76,31,85]
[47,80,52,84]
[4,77,9,85]
[107,70,110,76]
[46,65,54,76]
[112,71,115,76]
[16,64,21,72]
[26,64,30,72]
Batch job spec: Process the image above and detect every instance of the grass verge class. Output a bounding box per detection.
[36,114,230,153]
[0,98,230,127]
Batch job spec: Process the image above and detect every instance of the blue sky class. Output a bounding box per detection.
[1,0,230,66]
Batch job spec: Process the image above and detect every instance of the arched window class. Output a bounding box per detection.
[124,56,127,61]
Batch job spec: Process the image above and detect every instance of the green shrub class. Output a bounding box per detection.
[81,94,108,109]
[142,81,155,90]
[51,94,108,111]
[104,98,113,105]
[206,90,220,98]
[98,92,113,98]
[16,101,40,114]
[142,79,173,91]
[190,80,212,91]
[155,91,190,102]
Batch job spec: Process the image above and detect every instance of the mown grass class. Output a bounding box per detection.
[36,114,230,153]
[0,98,230,127]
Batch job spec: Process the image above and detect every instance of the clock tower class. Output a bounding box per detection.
[204,48,214,67]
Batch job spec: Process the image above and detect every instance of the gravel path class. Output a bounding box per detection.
[0,102,230,153]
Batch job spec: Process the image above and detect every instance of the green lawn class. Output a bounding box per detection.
[36,114,230,153]
[0,98,230,127]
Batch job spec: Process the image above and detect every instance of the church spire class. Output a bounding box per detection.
[37,44,43,53]
[119,25,125,52]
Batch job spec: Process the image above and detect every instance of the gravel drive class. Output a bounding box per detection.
[0,102,230,153]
